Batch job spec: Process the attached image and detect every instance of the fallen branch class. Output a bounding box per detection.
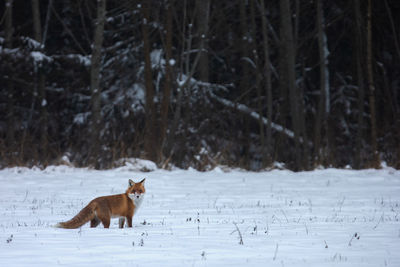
[209,91,311,146]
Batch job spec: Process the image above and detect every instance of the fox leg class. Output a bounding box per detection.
[100,217,110,228]
[90,217,101,228]
[96,209,111,228]
[126,216,132,227]
[119,218,125,228]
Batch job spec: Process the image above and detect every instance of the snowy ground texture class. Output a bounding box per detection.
[1,161,399,267]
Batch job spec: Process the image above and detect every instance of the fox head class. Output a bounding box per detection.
[126,179,146,207]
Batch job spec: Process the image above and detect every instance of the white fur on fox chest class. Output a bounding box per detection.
[128,193,144,211]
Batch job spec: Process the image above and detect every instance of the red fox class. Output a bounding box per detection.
[55,178,145,229]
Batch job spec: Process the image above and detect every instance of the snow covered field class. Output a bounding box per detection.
[0,162,399,266]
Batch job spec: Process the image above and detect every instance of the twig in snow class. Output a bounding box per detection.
[197,212,200,235]
[273,243,279,260]
[280,209,289,223]
[304,223,309,235]
[6,234,13,243]
[338,197,345,212]
[212,196,219,208]
[252,221,258,235]
[22,190,29,202]
[232,222,244,245]
[373,213,384,230]
[265,222,269,235]
[308,198,313,213]
[348,232,360,246]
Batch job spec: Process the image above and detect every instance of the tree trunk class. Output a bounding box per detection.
[314,0,330,166]
[142,2,157,162]
[259,0,273,165]
[31,0,41,46]
[280,0,302,170]
[159,0,174,165]
[4,0,13,49]
[277,2,289,165]
[32,0,48,162]
[196,0,210,82]
[239,0,251,168]
[366,0,380,168]
[353,0,365,169]
[166,0,189,160]
[42,0,53,48]
[249,0,264,167]
[90,0,106,168]
[5,0,14,161]
[298,74,309,169]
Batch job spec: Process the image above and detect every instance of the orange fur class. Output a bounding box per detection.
[56,179,145,229]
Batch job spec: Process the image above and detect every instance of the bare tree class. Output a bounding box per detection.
[239,0,251,167]
[32,0,48,161]
[353,0,366,169]
[4,0,13,48]
[5,0,14,159]
[259,0,273,164]
[314,0,330,166]
[166,0,201,160]
[280,0,303,170]
[158,0,175,164]
[196,0,210,82]
[159,0,174,165]
[367,0,379,167]
[249,0,264,166]
[142,1,157,162]
[90,0,106,167]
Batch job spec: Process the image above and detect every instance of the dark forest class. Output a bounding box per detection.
[0,0,399,171]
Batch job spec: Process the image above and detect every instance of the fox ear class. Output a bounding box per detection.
[139,178,146,184]
[129,179,135,187]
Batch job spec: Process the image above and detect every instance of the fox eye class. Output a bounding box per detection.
[138,190,143,193]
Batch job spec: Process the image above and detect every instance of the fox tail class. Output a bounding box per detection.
[55,202,96,229]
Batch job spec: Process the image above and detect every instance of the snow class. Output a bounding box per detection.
[30,51,52,63]
[114,158,157,172]
[65,54,91,67]
[123,83,145,112]
[22,37,42,50]
[0,164,399,266]
[150,49,165,69]
[176,73,193,87]
[73,112,90,125]
[169,59,176,66]
[241,56,257,69]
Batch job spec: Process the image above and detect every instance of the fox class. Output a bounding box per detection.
[55,178,145,229]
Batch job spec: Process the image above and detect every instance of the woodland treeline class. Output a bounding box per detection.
[0,0,399,171]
